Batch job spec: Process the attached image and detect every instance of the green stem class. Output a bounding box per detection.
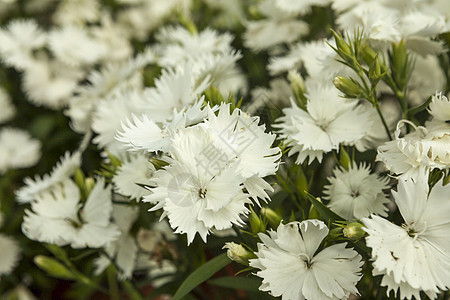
[374,101,392,140]
[107,266,120,300]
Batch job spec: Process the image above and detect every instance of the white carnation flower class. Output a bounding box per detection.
[22,178,120,248]
[0,19,46,70]
[144,126,252,244]
[377,119,450,180]
[277,85,372,164]
[112,152,155,200]
[0,234,21,276]
[250,220,363,300]
[362,176,450,299]
[324,163,390,220]
[0,127,41,175]
[16,151,81,203]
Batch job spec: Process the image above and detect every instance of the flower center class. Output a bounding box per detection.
[198,188,207,199]
[298,253,312,269]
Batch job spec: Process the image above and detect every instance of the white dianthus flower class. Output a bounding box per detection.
[377,119,450,180]
[0,234,21,276]
[324,163,390,220]
[363,175,450,299]
[22,178,120,248]
[277,85,372,164]
[16,151,81,203]
[250,219,363,300]
[0,127,41,174]
[112,152,155,200]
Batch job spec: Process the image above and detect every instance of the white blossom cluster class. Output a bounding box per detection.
[0,0,449,299]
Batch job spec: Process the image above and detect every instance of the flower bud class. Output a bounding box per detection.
[261,207,282,228]
[343,222,366,240]
[248,207,266,234]
[328,227,343,240]
[288,70,307,109]
[369,55,383,84]
[34,255,76,280]
[223,242,255,266]
[333,76,362,98]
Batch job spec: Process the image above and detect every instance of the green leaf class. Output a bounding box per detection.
[306,193,345,223]
[172,253,231,300]
[207,276,262,292]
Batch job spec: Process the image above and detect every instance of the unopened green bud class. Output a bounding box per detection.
[390,40,410,89]
[223,242,256,266]
[360,43,377,64]
[261,207,282,228]
[332,30,353,61]
[288,70,307,109]
[369,55,383,84]
[333,76,362,98]
[343,222,366,240]
[84,178,95,196]
[248,208,266,234]
[34,256,76,280]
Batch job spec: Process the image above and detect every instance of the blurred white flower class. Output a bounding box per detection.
[155,26,233,67]
[0,127,41,175]
[0,87,15,124]
[22,178,120,248]
[141,65,210,123]
[363,176,450,299]
[48,25,105,67]
[112,152,155,200]
[407,55,446,107]
[0,234,21,276]
[250,220,362,300]
[275,0,331,14]
[324,163,390,220]
[66,48,154,133]
[243,0,308,51]
[0,19,46,70]
[277,85,372,164]
[428,92,450,122]
[23,58,84,109]
[94,204,139,279]
[354,99,401,152]
[16,151,81,203]
[53,0,100,26]
[92,88,147,154]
